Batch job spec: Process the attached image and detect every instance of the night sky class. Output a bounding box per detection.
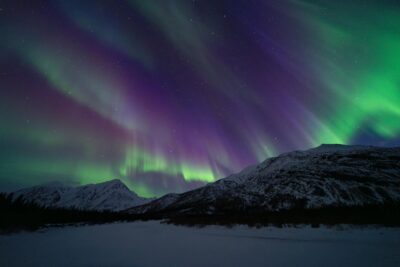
[1,0,399,196]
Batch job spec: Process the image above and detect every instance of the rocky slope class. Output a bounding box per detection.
[127,145,400,216]
[9,179,151,211]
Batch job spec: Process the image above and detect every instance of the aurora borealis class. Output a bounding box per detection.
[1,0,399,197]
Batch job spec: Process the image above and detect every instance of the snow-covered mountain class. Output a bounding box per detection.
[127,145,400,215]
[10,179,151,212]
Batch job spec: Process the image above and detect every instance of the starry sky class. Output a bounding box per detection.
[1,0,400,197]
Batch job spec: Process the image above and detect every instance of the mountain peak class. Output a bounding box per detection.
[127,144,400,215]
[10,179,151,211]
[106,178,123,183]
[317,143,347,149]
[310,144,372,153]
[98,179,125,187]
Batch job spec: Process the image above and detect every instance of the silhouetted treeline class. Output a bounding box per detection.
[164,204,400,227]
[0,193,138,233]
[2,193,400,233]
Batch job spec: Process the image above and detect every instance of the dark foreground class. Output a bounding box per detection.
[1,193,400,233]
[1,221,400,267]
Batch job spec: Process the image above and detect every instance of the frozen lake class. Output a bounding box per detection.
[1,221,400,267]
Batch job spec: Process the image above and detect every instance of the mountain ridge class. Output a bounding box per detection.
[126,144,400,216]
[9,179,151,212]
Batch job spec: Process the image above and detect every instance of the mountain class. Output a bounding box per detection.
[9,179,151,212]
[127,145,400,217]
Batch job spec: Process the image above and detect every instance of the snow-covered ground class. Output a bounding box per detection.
[1,222,400,267]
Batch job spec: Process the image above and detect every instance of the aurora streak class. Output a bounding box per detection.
[0,0,399,196]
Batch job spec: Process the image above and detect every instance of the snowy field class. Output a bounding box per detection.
[1,221,400,267]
